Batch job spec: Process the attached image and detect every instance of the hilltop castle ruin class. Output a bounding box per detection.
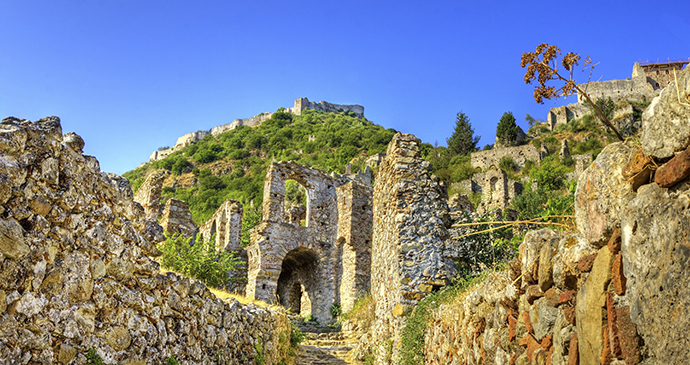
[149,97,364,162]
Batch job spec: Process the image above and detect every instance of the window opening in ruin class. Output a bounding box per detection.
[276,247,319,317]
[284,179,308,227]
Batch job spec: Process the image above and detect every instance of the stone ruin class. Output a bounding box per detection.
[245,161,373,324]
[369,133,457,359]
[159,198,197,239]
[471,144,545,171]
[149,97,365,162]
[132,170,168,218]
[0,116,290,364]
[199,199,243,253]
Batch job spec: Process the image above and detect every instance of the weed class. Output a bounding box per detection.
[85,349,104,365]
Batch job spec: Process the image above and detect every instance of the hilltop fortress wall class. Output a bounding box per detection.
[149,97,364,162]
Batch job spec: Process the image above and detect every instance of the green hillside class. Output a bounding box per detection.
[123,108,397,224]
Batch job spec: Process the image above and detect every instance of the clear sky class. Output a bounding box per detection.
[2,0,688,174]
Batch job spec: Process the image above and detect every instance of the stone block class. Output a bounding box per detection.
[544,288,559,307]
[526,285,544,305]
[611,254,626,296]
[568,333,579,365]
[605,293,621,359]
[641,65,690,159]
[509,315,517,342]
[559,291,577,306]
[575,246,613,365]
[577,253,597,273]
[538,241,554,292]
[0,218,29,260]
[523,310,534,334]
[574,142,636,247]
[607,228,622,256]
[654,147,690,188]
[621,149,654,191]
[615,307,641,365]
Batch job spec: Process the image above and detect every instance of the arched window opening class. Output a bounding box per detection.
[284,179,308,227]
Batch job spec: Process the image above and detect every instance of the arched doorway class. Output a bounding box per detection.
[276,247,319,317]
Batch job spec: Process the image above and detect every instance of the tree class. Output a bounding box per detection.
[525,114,537,127]
[496,112,518,146]
[446,112,480,156]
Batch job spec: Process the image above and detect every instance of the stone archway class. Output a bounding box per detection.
[276,247,320,318]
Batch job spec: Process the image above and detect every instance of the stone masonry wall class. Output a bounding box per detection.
[159,198,198,239]
[0,117,290,364]
[132,170,168,219]
[199,199,244,253]
[471,144,544,171]
[421,66,690,365]
[371,133,456,364]
[290,97,364,117]
[335,181,373,313]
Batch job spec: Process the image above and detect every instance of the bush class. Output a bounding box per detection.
[158,234,244,288]
[330,302,342,319]
[529,156,568,191]
[498,156,518,173]
[85,349,105,365]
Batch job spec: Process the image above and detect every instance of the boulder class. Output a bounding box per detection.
[574,142,636,247]
[641,65,690,159]
[620,182,690,364]
[552,234,597,291]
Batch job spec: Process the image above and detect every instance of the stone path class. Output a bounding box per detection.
[292,319,363,365]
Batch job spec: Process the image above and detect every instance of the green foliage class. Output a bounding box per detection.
[446,111,480,156]
[529,155,568,191]
[330,302,342,319]
[285,180,307,205]
[496,111,518,146]
[526,113,537,127]
[523,160,536,176]
[290,323,305,348]
[483,144,492,151]
[451,212,517,278]
[158,233,243,289]
[240,205,262,248]
[85,349,105,365]
[166,356,179,365]
[398,271,493,365]
[585,97,615,122]
[172,158,192,176]
[255,337,265,365]
[498,156,518,173]
[573,137,602,156]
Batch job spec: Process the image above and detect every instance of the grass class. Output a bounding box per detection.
[398,269,501,365]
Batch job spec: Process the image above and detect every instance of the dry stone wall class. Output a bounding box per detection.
[420,66,690,365]
[0,116,290,364]
[371,133,456,364]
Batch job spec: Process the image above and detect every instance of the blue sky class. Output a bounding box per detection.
[2,1,689,174]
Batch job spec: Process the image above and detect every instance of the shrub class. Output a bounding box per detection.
[529,155,568,191]
[158,234,244,289]
[330,302,342,319]
[498,156,518,173]
[85,349,105,365]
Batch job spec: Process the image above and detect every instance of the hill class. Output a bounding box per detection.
[123,108,397,224]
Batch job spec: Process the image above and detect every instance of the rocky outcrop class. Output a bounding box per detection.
[0,117,290,364]
[640,65,690,159]
[574,142,636,247]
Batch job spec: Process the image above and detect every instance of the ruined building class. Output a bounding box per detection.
[244,161,373,324]
[149,97,364,162]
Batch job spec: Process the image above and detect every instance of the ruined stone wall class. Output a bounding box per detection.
[335,181,373,313]
[132,170,168,218]
[247,161,340,324]
[199,199,243,252]
[421,66,690,365]
[577,76,656,104]
[547,103,589,130]
[471,144,544,171]
[371,133,456,364]
[291,97,364,117]
[159,198,198,239]
[0,117,290,364]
